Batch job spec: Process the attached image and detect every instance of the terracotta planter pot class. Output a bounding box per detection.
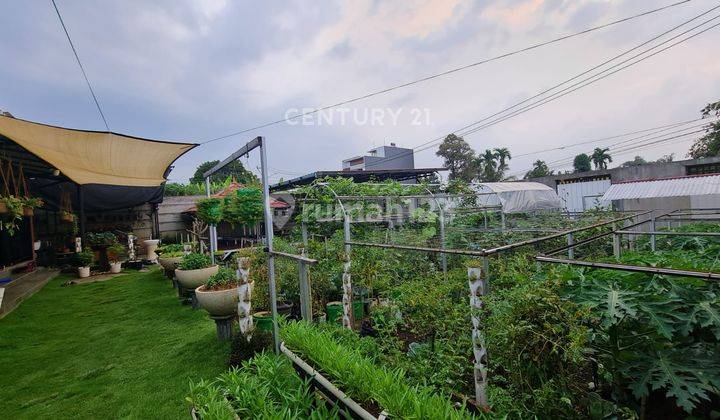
[62,214,74,222]
[0,202,6,213]
[109,262,122,274]
[23,207,33,217]
[157,256,183,271]
[175,265,219,289]
[195,284,239,317]
[78,266,90,278]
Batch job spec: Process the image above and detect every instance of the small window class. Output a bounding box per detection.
[687,163,720,176]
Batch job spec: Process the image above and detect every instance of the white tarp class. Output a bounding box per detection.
[601,175,720,201]
[473,182,562,213]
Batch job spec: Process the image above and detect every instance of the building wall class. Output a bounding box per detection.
[342,145,415,171]
[528,157,720,212]
[157,195,202,242]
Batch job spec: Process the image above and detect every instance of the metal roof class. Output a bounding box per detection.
[269,168,445,192]
[602,174,720,201]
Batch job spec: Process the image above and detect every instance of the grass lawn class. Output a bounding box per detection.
[0,268,230,419]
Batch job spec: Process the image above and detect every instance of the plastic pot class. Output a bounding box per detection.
[77,266,90,278]
[175,265,219,289]
[326,301,343,325]
[253,311,274,331]
[353,300,364,320]
[195,285,239,317]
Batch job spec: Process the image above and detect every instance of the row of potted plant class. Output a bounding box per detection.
[0,195,43,236]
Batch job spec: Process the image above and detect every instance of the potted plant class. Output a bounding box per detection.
[74,249,94,278]
[195,197,223,225]
[61,210,75,223]
[195,267,239,317]
[157,250,184,271]
[21,197,43,216]
[107,243,126,273]
[175,253,219,290]
[0,195,24,236]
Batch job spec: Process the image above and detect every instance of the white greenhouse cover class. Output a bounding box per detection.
[601,175,720,201]
[473,182,562,213]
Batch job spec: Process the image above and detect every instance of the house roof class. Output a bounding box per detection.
[601,174,720,201]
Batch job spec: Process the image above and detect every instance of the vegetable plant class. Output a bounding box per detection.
[107,243,126,263]
[204,267,238,291]
[179,253,212,270]
[74,249,94,267]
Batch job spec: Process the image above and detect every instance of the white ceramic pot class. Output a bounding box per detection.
[78,266,90,278]
[33,240,41,251]
[195,284,239,316]
[110,262,122,274]
[143,239,160,262]
[175,265,219,289]
[157,256,183,271]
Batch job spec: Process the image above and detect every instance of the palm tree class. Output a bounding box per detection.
[591,147,612,169]
[494,147,511,172]
[476,149,499,181]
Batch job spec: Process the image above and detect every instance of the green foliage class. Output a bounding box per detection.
[195,198,223,225]
[164,176,231,197]
[73,249,94,267]
[281,321,477,419]
[107,243,127,262]
[573,153,592,172]
[0,195,24,236]
[228,331,274,367]
[190,160,258,185]
[689,100,720,158]
[22,196,44,208]
[436,133,476,182]
[85,231,118,247]
[158,243,184,254]
[205,267,237,290]
[591,147,612,170]
[188,352,339,419]
[179,253,212,271]
[222,187,263,226]
[524,159,553,179]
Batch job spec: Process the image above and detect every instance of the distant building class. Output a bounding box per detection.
[342,143,414,171]
[527,157,720,212]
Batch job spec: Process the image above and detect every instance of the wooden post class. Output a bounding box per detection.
[236,256,253,339]
[567,232,574,259]
[613,233,621,259]
[468,266,488,408]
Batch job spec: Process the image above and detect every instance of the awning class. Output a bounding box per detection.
[601,175,720,201]
[0,115,196,187]
[473,182,563,213]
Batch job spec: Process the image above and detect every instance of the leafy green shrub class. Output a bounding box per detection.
[158,243,184,254]
[179,253,212,270]
[195,198,223,225]
[161,251,184,258]
[228,331,274,367]
[281,321,476,419]
[205,268,237,290]
[85,232,118,247]
[0,195,25,236]
[107,243,126,263]
[188,352,339,419]
[74,249,94,267]
[222,188,263,226]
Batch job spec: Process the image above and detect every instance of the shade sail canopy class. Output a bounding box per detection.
[601,175,720,201]
[0,115,196,187]
[473,182,563,213]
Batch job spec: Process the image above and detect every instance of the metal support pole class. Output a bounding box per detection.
[482,256,490,287]
[567,233,574,259]
[483,211,488,229]
[439,206,447,277]
[342,214,353,329]
[205,177,217,265]
[298,257,312,322]
[467,266,488,408]
[500,212,506,233]
[613,233,621,260]
[259,138,280,353]
[650,216,656,252]
[301,222,308,247]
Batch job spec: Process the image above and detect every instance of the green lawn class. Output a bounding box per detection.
[0,268,230,419]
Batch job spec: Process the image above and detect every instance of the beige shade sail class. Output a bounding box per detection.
[0,115,196,187]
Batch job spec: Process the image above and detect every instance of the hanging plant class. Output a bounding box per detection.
[222,187,263,227]
[21,197,43,216]
[0,195,24,236]
[195,197,223,225]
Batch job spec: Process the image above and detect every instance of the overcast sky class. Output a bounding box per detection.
[1,0,718,183]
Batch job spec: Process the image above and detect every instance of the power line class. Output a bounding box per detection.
[198,0,690,145]
[51,0,109,131]
[363,6,720,170]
